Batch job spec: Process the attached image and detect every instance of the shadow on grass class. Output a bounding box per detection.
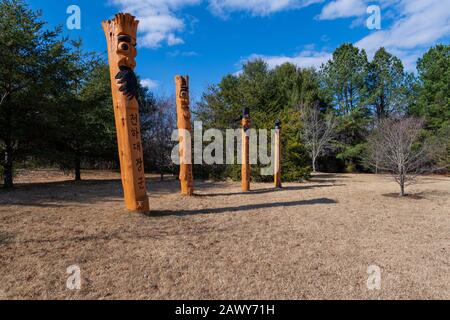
[0,179,125,207]
[311,173,350,179]
[0,178,232,207]
[148,198,338,217]
[382,193,425,200]
[0,174,342,208]
[308,174,350,184]
[195,184,344,197]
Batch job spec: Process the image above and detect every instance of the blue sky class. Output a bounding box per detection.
[28,0,450,100]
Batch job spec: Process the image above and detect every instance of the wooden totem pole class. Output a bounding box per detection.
[102,13,149,213]
[274,120,282,188]
[175,75,194,196]
[241,108,251,192]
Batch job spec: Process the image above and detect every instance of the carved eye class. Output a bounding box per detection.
[120,43,129,51]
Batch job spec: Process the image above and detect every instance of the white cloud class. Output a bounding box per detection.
[243,0,450,73]
[111,0,201,48]
[355,0,450,71]
[244,50,332,69]
[318,0,366,20]
[318,0,400,20]
[111,0,323,48]
[167,50,199,57]
[313,0,450,71]
[209,0,324,17]
[141,78,160,89]
[111,0,450,74]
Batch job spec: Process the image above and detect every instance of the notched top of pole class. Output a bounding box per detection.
[102,13,139,40]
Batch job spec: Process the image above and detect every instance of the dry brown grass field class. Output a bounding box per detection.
[0,170,449,300]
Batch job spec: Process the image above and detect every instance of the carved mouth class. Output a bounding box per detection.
[119,65,131,72]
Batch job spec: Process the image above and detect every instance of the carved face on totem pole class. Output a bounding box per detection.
[116,34,137,69]
[179,76,189,102]
[109,14,139,100]
[178,76,191,121]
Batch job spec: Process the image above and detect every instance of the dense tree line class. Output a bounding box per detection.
[196,62,318,181]
[0,0,175,187]
[196,44,449,180]
[0,0,448,188]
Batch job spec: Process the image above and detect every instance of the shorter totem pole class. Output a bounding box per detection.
[175,75,194,196]
[241,108,251,192]
[274,120,282,188]
[102,13,149,213]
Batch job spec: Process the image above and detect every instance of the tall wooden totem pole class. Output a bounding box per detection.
[175,76,194,196]
[241,108,251,192]
[102,13,149,213]
[274,120,282,188]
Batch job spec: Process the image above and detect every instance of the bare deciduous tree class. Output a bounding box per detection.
[366,117,439,196]
[141,95,177,181]
[300,105,336,172]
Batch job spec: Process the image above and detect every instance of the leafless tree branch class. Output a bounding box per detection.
[366,117,440,196]
[300,104,336,172]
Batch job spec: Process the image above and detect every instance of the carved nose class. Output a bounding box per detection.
[125,57,136,69]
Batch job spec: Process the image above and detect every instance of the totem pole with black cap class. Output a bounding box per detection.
[241,108,251,192]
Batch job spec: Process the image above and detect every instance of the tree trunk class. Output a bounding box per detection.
[3,149,13,189]
[74,155,81,181]
[399,169,406,196]
[312,158,316,173]
[160,172,164,181]
[399,183,405,197]
[399,175,405,197]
